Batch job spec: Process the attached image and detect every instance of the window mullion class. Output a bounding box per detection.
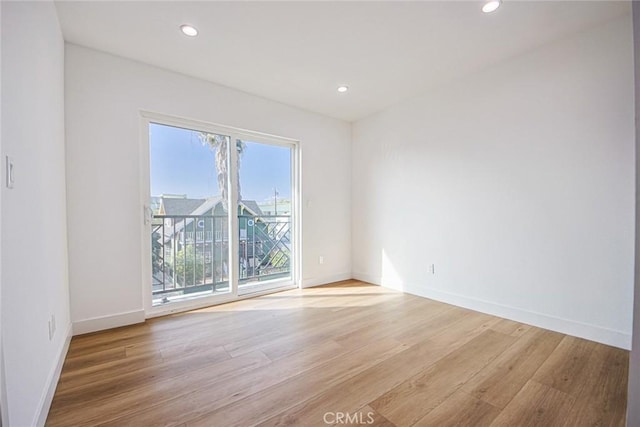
[228,134,240,297]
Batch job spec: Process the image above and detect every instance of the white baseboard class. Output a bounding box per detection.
[34,323,72,427]
[352,272,383,287]
[301,272,352,289]
[352,273,631,350]
[72,309,145,336]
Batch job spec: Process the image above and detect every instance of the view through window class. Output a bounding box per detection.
[149,122,294,306]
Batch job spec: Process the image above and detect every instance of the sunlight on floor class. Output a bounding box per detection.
[178,282,403,314]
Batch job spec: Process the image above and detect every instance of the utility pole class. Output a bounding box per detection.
[274,188,279,215]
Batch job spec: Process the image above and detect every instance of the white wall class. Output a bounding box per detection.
[1,1,71,425]
[352,15,635,349]
[65,44,351,332]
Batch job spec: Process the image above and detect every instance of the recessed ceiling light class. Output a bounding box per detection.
[180,24,199,37]
[337,85,349,93]
[482,0,501,13]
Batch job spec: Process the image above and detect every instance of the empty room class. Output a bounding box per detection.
[2,0,640,426]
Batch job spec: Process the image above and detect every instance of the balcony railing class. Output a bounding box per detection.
[151,214,291,304]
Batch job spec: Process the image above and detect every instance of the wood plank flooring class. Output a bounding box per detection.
[46,280,629,426]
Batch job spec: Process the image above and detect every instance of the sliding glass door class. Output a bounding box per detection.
[143,114,297,312]
[236,139,293,295]
[148,123,233,306]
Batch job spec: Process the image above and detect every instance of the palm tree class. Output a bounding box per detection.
[200,133,246,210]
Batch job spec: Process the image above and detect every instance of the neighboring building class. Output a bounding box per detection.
[151,195,290,297]
[258,198,291,216]
[157,195,206,216]
[155,195,265,249]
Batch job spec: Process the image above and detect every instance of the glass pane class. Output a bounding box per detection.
[236,139,293,294]
[149,123,230,306]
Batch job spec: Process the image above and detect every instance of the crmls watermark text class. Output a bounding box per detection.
[323,411,375,425]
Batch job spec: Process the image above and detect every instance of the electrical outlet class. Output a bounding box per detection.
[319,256,324,265]
[430,264,435,274]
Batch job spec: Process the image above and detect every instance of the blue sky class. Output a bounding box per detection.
[150,123,291,202]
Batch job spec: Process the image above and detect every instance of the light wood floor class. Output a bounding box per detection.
[46,281,628,427]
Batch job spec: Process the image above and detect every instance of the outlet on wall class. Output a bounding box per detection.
[319,256,324,265]
[430,264,435,274]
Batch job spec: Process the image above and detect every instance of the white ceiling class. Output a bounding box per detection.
[55,1,630,122]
